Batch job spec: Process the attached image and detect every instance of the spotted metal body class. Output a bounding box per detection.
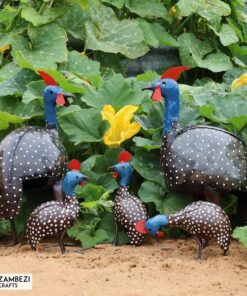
[161,125,247,194]
[0,127,68,221]
[168,201,231,257]
[26,195,79,253]
[113,185,147,246]
[26,166,87,254]
[135,200,231,260]
[143,67,247,203]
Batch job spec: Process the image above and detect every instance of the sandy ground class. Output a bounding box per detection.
[0,238,247,296]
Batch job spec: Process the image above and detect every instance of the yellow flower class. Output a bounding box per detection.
[101,105,141,147]
[0,44,10,54]
[169,6,177,16]
[231,73,247,90]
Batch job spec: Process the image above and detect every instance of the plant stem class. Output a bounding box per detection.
[173,14,193,36]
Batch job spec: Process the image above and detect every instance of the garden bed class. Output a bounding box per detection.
[0,238,246,296]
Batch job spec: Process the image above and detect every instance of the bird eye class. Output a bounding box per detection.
[148,228,152,232]
[50,90,53,94]
[121,166,125,169]
[76,176,79,179]
[161,81,166,86]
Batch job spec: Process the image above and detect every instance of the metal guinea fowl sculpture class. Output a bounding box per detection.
[142,66,247,204]
[135,201,232,260]
[108,151,148,246]
[0,71,74,244]
[26,160,89,254]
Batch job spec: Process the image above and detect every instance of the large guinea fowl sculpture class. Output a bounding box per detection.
[0,71,74,244]
[142,66,247,204]
[108,151,148,246]
[135,201,232,260]
[26,160,89,254]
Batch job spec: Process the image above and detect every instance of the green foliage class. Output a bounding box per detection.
[0,0,246,248]
[232,226,247,248]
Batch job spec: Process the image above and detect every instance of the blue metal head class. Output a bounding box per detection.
[135,214,169,237]
[111,162,133,186]
[142,66,189,135]
[43,85,74,129]
[62,170,89,196]
[145,214,169,236]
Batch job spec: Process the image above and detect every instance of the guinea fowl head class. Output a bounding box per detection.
[38,70,75,128]
[108,151,133,186]
[142,66,190,135]
[43,85,75,107]
[62,160,90,196]
[142,66,190,102]
[135,215,168,237]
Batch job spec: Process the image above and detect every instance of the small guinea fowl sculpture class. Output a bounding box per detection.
[142,66,247,204]
[0,71,74,244]
[26,160,89,254]
[108,151,148,246]
[135,201,232,260]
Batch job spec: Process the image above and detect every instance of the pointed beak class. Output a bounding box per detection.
[107,166,119,179]
[56,92,75,107]
[83,176,90,182]
[80,175,90,187]
[107,166,115,171]
[141,86,153,91]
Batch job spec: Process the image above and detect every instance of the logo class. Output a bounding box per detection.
[0,274,32,290]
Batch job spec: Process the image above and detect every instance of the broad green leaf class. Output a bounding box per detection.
[176,0,231,21]
[22,81,44,104]
[138,19,159,48]
[139,181,194,214]
[159,192,194,215]
[133,132,161,151]
[0,62,20,81]
[232,226,247,248]
[12,24,68,69]
[81,74,145,109]
[59,108,107,145]
[85,5,149,59]
[39,69,85,94]
[151,22,178,47]
[21,7,66,26]
[209,23,239,46]
[63,50,100,78]
[71,227,109,248]
[57,4,86,40]
[0,5,17,30]
[0,69,38,97]
[125,0,171,22]
[0,96,43,119]
[178,33,232,72]
[0,96,43,130]
[100,212,129,245]
[76,183,106,201]
[0,220,11,235]
[67,0,98,10]
[67,216,109,248]
[135,102,164,134]
[136,70,159,82]
[131,148,164,184]
[0,112,24,130]
[0,33,11,50]
[223,68,246,85]
[101,0,125,8]
[138,180,165,209]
